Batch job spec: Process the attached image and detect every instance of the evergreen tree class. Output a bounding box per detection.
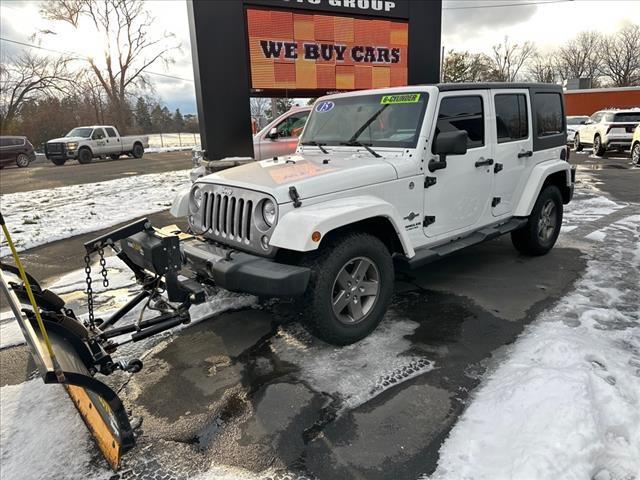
[150,104,164,132]
[173,108,185,132]
[134,97,152,132]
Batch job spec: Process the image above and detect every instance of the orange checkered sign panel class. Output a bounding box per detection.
[246,9,408,91]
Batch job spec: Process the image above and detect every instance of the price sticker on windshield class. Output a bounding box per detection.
[315,101,335,113]
[380,93,421,104]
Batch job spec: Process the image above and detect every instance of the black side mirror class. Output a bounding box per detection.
[429,130,468,172]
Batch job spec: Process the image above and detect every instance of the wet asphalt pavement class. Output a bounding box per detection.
[1,149,639,479]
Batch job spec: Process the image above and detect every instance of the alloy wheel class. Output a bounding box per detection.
[331,256,380,325]
[538,199,557,243]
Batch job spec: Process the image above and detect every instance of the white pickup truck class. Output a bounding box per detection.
[168,83,575,345]
[45,125,149,165]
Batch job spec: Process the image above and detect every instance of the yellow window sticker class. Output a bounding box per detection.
[380,93,421,104]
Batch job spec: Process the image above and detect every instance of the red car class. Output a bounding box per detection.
[0,136,36,168]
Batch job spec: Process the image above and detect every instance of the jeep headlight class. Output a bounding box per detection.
[66,142,78,150]
[262,199,277,226]
[191,185,203,210]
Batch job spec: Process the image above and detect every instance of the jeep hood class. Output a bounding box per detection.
[47,136,85,143]
[198,153,398,204]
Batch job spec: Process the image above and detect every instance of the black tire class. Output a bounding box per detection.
[109,154,120,160]
[77,148,93,164]
[631,142,640,165]
[574,133,583,152]
[301,232,394,345]
[50,157,66,166]
[511,185,563,256]
[132,143,144,158]
[16,153,30,168]
[593,135,606,156]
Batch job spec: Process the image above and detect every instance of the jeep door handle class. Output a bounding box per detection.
[518,150,533,158]
[475,158,494,167]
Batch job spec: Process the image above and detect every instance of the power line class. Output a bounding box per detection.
[0,36,193,82]
[443,0,573,9]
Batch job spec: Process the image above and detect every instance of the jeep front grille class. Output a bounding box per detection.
[201,192,254,243]
[194,184,276,255]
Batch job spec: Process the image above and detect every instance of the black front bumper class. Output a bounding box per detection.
[119,227,311,297]
[181,238,310,296]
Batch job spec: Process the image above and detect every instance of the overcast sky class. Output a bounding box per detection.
[1,0,639,114]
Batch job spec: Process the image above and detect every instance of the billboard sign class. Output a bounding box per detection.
[247,9,408,92]
[245,0,409,19]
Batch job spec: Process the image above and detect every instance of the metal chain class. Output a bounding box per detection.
[98,248,109,288]
[84,254,95,327]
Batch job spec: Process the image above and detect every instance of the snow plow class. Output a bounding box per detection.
[0,214,206,470]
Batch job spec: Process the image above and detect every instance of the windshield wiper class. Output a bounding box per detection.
[340,140,381,158]
[347,104,389,144]
[301,141,329,154]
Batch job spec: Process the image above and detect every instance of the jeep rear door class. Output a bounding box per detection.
[490,89,532,217]
[424,90,494,238]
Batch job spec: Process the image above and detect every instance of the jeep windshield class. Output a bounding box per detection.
[301,92,428,149]
[65,128,93,138]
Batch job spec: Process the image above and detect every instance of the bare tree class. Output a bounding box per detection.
[0,51,71,132]
[601,24,640,87]
[487,37,536,82]
[528,51,559,83]
[555,31,603,84]
[41,0,180,131]
[442,50,491,83]
[250,98,270,119]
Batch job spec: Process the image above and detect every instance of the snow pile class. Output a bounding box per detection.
[272,318,434,410]
[0,169,190,256]
[427,214,640,480]
[0,380,111,480]
[563,195,626,227]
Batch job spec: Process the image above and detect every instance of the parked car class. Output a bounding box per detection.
[45,126,149,166]
[631,125,640,165]
[0,136,36,168]
[169,83,575,345]
[566,115,589,146]
[192,106,312,180]
[574,109,640,156]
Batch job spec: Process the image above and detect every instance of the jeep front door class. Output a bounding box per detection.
[491,90,532,217]
[424,91,494,238]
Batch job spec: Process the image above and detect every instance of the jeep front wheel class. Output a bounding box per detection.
[511,185,563,256]
[302,233,394,345]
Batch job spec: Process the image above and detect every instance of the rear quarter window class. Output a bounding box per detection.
[534,93,564,137]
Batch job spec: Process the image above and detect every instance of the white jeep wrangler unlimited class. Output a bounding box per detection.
[172,83,575,345]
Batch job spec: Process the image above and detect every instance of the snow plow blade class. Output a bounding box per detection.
[0,268,135,470]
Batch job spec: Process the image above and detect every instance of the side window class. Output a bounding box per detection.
[275,112,309,138]
[435,96,484,149]
[92,128,106,140]
[534,93,563,137]
[590,112,602,124]
[495,94,529,143]
[14,138,25,146]
[0,138,9,147]
[105,127,117,137]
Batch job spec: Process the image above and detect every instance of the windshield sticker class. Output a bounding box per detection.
[380,93,421,104]
[315,101,335,113]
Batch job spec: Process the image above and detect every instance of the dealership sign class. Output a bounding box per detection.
[245,0,409,19]
[247,9,408,91]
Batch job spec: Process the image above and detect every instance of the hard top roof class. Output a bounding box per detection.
[435,82,562,91]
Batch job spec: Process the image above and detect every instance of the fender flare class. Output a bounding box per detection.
[513,160,571,217]
[170,187,190,218]
[269,195,415,256]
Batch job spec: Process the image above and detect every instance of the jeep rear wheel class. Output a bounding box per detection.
[593,135,606,157]
[511,185,563,256]
[302,232,394,345]
[77,148,92,164]
[574,133,583,152]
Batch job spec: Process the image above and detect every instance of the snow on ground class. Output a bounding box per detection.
[426,212,640,480]
[0,169,190,256]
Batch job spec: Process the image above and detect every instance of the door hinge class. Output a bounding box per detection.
[492,197,501,207]
[494,163,503,173]
[423,216,436,227]
[424,176,437,188]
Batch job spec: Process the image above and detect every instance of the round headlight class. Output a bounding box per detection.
[192,186,203,210]
[262,199,277,226]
